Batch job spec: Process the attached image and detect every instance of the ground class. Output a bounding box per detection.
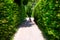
[13,17,46,40]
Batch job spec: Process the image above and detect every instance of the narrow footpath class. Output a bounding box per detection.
[13,18,46,40]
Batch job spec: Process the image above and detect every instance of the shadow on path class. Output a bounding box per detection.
[18,20,35,28]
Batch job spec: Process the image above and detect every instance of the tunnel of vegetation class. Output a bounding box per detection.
[33,0,60,40]
[0,0,60,40]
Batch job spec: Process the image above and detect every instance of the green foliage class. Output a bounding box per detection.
[25,2,32,17]
[0,0,14,3]
[0,0,26,40]
[34,0,60,40]
[23,0,28,5]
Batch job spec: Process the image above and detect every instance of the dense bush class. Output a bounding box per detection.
[0,0,26,40]
[25,2,32,17]
[23,0,28,5]
[33,0,60,40]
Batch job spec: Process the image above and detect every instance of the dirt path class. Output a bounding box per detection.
[13,18,46,40]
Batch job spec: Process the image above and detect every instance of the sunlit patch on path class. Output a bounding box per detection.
[13,17,46,40]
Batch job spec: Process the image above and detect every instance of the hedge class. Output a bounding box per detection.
[25,2,32,17]
[0,0,26,40]
[33,0,60,40]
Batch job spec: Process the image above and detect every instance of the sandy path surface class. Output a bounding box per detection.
[13,18,46,40]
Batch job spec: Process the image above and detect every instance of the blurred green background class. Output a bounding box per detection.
[0,0,60,40]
